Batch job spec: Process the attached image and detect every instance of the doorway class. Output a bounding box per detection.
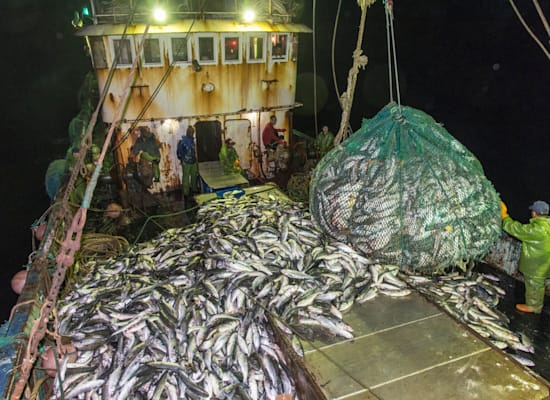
[195,120,222,162]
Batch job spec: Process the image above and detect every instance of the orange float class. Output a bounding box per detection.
[34,223,47,241]
[41,347,57,378]
[104,203,122,219]
[41,343,78,378]
[10,270,28,294]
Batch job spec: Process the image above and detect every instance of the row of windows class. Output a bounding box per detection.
[89,32,291,69]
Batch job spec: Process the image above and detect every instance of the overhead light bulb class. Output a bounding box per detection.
[153,7,167,23]
[243,9,255,23]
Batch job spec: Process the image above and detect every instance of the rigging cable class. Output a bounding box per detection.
[385,0,402,110]
[312,0,318,136]
[8,7,140,399]
[508,0,550,60]
[532,0,550,38]
[333,0,374,145]
[331,0,344,102]
[9,23,151,400]
[32,9,136,275]
[111,0,208,153]
[384,1,393,103]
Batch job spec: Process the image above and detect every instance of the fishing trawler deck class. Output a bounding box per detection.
[195,182,290,203]
[301,291,549,400]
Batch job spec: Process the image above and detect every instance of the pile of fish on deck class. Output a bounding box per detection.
[405,273,536,367]
[54,193,411,399]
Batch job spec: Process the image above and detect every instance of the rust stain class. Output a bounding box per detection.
[99,57,297,121]
[94,32,301,193]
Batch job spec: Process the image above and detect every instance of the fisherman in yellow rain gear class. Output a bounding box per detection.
[501,200,550,314]
[219,138,243,175]
[314,125,335,159]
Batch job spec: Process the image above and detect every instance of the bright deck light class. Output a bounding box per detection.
[153,7,167,23]
[243,9,255,23]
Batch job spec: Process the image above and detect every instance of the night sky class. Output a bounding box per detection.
[1,0,549,321]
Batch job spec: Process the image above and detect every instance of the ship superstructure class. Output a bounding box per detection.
[76,0,311,191]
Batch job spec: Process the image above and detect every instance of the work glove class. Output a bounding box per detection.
[501,201,509,219]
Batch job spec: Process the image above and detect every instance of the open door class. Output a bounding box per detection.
[195,120,222,162]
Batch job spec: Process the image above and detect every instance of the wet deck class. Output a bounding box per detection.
[301,291,550,400]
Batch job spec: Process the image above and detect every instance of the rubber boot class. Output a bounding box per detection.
[517,275,545,314]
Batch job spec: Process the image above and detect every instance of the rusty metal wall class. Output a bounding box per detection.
[95,33,299,123]
[113,109,290,193]
[92,31,299,192]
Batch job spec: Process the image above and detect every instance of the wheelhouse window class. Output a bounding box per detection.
[195,33,218,65]
[271,33,289,62]
[246,33,266,63]
[109,36,135,67]
[169,35,191,64]
[221,33,242,64]
[88,36,107,69]
[143,37,163,66]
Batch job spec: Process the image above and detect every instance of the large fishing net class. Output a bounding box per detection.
[309,103,501,273]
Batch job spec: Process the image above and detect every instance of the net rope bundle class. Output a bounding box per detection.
[309,102,501,273]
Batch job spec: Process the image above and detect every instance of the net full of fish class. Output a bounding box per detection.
[309,103,502,273]
[404,271,536,367]
[54,192,410,400]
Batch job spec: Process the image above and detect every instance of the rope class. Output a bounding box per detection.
[31,5,137,267]
[508,0,550,61]
[533,0,550,39]
[78,233,129,263]
[334,1,374,145]
[9,21,150,400]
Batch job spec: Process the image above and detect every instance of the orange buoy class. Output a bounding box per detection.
[41,343,78,378]
[41,346,57,378]
[10,270,28,294]
[104,203,123,219]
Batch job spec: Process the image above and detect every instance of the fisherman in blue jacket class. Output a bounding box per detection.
[177,126,198,197]
[501,200,550,314]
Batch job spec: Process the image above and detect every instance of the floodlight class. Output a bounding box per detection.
[153,7,167,23]
[243,9,255,23]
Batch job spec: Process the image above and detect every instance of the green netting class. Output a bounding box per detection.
[68,109,91,147]
[309,102,501,273]
[77,71,99,111]
[45,159,67,200]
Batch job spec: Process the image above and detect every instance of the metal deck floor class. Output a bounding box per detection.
[302,292,550,400]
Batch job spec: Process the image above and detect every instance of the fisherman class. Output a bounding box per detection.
[501,200,550,314]
[219,138,243,175]
[314,125,335,159]
[177,125,198,197]
[132,126,161,184]
[262,115,286,150]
